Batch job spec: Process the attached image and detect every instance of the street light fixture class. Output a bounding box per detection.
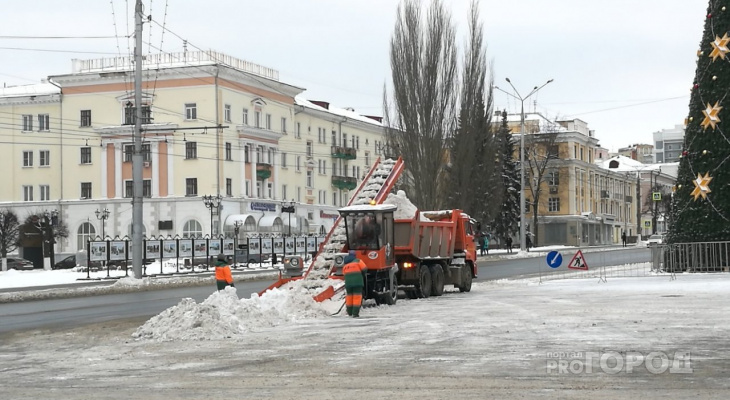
[202,194,223,237]
[233,220,242,266]
[494,77,553,252]
[281,200,296,237]
[95,208,110,239]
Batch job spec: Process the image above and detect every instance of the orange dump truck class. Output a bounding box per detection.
[332,204,478,304]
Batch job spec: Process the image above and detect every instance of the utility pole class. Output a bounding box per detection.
[132,0,144,278]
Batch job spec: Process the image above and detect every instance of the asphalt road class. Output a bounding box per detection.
[0,246,650,334]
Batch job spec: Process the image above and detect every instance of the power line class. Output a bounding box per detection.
[0,47,119,55]
[0,35,125,40]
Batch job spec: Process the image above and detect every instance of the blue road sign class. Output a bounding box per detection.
[546,251,562,269]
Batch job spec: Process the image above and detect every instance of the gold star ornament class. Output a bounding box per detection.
[709,33,730,61]
[691,172,713,201]
[701,101,723,130]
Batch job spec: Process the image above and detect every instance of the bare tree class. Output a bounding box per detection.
[445,0,497,223]
[385,0,458,210]
[0,210,20,258]
[524,121,560,245]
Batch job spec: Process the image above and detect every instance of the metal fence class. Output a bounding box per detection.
[533,248,659,282]
[651,241,730,273]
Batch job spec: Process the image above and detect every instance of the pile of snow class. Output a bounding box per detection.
[387,190,418,219]
[132,280,340,341]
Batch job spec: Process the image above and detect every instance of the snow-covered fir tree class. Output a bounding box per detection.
[669,0,730,243]
[491,111,521,243]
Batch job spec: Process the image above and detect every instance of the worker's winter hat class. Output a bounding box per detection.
[343,254,356,264]
[348,250,356,256]
[217,254,227,263]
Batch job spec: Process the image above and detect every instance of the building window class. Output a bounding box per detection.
[548,197,560,212]
[297,186,301,202]
[185,103,197,120]
[242,109,249,125]
[123,144,133,162]
[38,114,50,131]
[256,147,262,163]
[40,185,50,201]
[548,171,560,186]
[125,181,133,198]
[319,190,326,205]
[185,142,197,159]
[296,155,301,172]
[80,110,91,127]
[23,151,33,167]
[296,122,301,139]
[281,152,287,168]
[23,185,33,201]
[319,159,326,174]
[225,142,232,161]
[39,150,50,166]
[282,184,287,200]
[332,192,337,206]
[226,178,232,196]
[123,105,151,125]
[332,131,337,146]
[281,117,287,133]
[80,147,92,164]
[77,222,96,252]
[182,220,203,239]
[141,143,151,162]
[306,141,313,158]
[254,111,261,128]
[256,181,262,197]
[143,179,151,198]
[81,182,92,199]
[266,114,271,130]
[267,182,273,198]
[245,180,251,196]
[22,115,33,131]
[365,151,370,167]
[306,170,313,188]
[224,104,231,122]
[185,178,197,196]
[244,145,250,163]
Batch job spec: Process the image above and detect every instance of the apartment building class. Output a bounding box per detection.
[653,124,685,163]
[501,113,637,246]
[617,143,655,164]
[0,51,385,256]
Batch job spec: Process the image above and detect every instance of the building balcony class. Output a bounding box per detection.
[331,145,357,160]
[331,175,357,191]
[256,163,272,180]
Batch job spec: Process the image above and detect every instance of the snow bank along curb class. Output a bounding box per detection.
[0,271,279,304]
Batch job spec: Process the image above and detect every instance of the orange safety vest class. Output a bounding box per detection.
[215,265,233,284]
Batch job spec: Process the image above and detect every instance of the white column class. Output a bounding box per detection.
[272,147,278,200]
[239,140,247,197]
[115,143,123,198]
[100,143,108,198]
[167,138,175,196]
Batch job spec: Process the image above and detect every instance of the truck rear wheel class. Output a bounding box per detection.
[416,265,432,298]
[459,265,473,292]
[429,265,444,296]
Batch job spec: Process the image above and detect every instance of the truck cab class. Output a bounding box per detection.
[336,204,399,305]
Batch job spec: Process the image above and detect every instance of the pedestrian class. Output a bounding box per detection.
[621,231,627,247]
[505,236,513,254]
[525,234,532,252]
[342,251,367,317]
[214,254,234,291]
[483,234,490,255]
[478,234,486,256]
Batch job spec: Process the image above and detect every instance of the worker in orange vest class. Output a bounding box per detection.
[342,251,368,317]
[214,255,234,291]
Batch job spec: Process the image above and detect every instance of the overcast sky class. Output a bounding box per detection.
[0,0,708,152]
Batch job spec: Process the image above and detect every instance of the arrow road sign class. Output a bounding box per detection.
[546,251,562,269]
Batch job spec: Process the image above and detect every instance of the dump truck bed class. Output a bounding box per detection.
[393,210,462,260]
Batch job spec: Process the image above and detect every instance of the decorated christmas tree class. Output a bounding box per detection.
[669,1,730,244]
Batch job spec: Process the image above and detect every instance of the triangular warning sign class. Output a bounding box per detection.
[567,249,589,270]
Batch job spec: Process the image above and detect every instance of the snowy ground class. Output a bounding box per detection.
[1,267,728,399]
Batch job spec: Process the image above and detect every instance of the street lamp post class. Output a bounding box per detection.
[202,194,223,238]
[494,78,553,252]
[281,200,296,237]
[95,208,109,239]
[233,220,242,267]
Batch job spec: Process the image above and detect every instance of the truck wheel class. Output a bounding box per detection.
[382,275,398,305]
[416,265,432,298]
[429,265,444,297]
[459,265,473,292]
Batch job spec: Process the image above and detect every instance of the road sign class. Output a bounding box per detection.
[546,251,562,269]
[652,192,662,201]
[567,249,589,270]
